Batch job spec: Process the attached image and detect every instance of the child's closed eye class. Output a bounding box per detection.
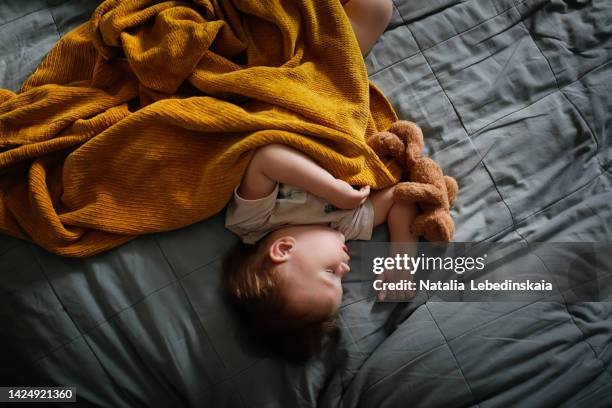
[326,268,342,277]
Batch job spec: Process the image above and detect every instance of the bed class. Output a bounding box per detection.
[1,0,611,406]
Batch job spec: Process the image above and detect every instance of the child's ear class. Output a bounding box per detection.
[268,236,295,263]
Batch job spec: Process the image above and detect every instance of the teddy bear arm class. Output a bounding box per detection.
[444,176,459,206]
[412,211,454,242]
[410,213,427,237]
[394,182,445,205]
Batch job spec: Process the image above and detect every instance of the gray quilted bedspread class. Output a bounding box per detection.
[1,0,611,407]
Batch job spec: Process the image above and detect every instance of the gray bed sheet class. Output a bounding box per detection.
[1,0,611,407]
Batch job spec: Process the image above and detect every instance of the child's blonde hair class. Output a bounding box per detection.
[223,240,338,360]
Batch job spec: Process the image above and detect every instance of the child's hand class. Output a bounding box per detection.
[377,268,415,301]
[329,180,371,209]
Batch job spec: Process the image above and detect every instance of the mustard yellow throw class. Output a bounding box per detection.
[0,0,400,257]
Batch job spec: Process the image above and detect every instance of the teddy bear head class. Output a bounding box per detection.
[388,120,424,170]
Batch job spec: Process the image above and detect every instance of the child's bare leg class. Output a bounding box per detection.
[342,0,394,55]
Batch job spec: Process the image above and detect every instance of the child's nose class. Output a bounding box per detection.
[339,262,351,277]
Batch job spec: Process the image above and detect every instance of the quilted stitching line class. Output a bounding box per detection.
[339,295,370,309]
[513,0,607,173]
[28,281,180,369]
[0,7,48,28]
[47,7,62,40]
[395,0,528,52]
[0,240,23,258]
[388,0,611,143]
[393,5,529,244]
[469,56,612,137]
[29,243,138,408]
[532,252,612,380]
[561,90,607,171]
[336,312,363,391]
[399,25,469,137]
[335,304,425,407]
[425,304,480,407]
[46,0,74,8]
[387,1,406,31]
[443,298,544,343]
[33,270,182,346]
[413,3,612,241]
[512,0,561,88]
[472,159,611,244]
[110,316,190,407]
[471,141,530,244]
[560,304,612,380]
[27,269,204,408]
[352,341,450,399]
[24,237,272,400]
[337,300,433,407]
[510,162,612,234]
[153,238,229,374]
[26,241,234,393]
[30,336,83,366]
[375,0,529,78]
[0,0,73,29]
[152,240,251,408]
[367,25,421,78]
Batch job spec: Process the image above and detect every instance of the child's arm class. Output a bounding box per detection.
[369,187,418,241]
[369,187,419,300]
[238,143,370,209]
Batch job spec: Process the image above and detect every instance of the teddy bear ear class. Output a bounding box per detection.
[367,131,406,163]
[389,121,424,149]
[388,121,425,168]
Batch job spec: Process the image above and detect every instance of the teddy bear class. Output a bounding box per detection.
[368,121,459,242]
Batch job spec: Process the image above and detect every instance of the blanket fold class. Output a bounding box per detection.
[0,0,399,257]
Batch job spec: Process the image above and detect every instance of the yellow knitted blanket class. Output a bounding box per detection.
[0,0,399,257]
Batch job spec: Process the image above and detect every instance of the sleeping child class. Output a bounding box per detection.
[222,0,415,359]
[223,142,418,357]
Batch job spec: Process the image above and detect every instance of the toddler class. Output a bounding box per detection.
[223,0,416,359]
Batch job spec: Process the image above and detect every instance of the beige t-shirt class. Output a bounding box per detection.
[225,183,375,244]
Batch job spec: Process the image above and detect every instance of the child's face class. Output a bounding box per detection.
[265,225,351,320]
